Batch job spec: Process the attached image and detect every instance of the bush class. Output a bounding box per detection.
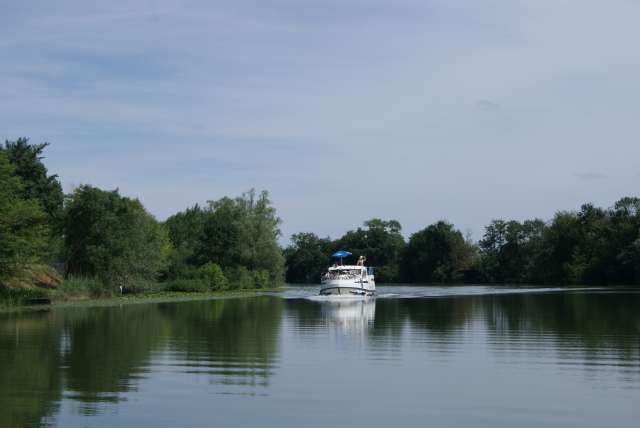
[253,269,271,289]
[225,266,254,289]
[161,279,209,292]
[0,287,48,306]
[58,275,104,297]
[123,278,161,294]
[64,185,168,288]
[198,262,228,290]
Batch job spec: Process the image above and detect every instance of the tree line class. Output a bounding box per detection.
[2,138,639,294]
[0,138,284,295]
[284,206,640,286]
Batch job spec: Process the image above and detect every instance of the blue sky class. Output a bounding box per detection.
[2,0,639,242]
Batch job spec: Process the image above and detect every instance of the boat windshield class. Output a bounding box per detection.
[325,269,364,280]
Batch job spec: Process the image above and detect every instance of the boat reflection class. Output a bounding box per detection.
[320,298,376,340]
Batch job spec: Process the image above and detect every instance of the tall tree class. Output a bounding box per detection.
[609,197,640,283]
[64,185,168,290]
[403,221,474,283]
[478,219,547,283]
[1,138,63,227]
[163,204,207,278]
[0,152,49,278]
[284,233,333,283]
[195,190,285,287]
[336,219,405,282]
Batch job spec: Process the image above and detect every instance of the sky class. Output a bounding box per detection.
[1,0,639,242]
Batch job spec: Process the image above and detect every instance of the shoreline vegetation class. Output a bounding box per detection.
[1,138,285,307]
[2,138,640,308]
[0,282,286,312]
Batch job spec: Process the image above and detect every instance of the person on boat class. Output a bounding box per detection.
[357,255,366,266]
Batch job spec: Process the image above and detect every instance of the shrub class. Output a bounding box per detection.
[0,287,48,306]
[161,279,209,292]
[198,262,228,290]
[225,266,254,289]
[58,275,104,297]
[253,269,271,289]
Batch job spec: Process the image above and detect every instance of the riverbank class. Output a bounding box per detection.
[0,286,287,312]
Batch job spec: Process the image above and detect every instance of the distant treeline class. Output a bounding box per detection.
[1,138,639,294]
[0,138,284,295]
[284,200,640,285]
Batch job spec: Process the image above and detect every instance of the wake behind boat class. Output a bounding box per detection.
[319,250,376,296]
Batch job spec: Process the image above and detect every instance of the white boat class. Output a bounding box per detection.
[319,251,376,296]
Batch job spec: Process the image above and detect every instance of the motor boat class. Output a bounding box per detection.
[319,250,376,296]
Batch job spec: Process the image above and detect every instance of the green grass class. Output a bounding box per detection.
[54,275,103,297]
[0,276,286,311]
[0,287,48,307]
[1,269,286,310]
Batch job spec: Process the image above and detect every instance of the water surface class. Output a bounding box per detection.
[1,286,639,427]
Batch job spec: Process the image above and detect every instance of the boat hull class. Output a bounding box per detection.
[319,286,376,297]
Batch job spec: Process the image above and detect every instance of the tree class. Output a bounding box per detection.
[195,190,285,288]
[163,204,207,279]
[0,151,49,278]
[284,233,333,283]
[565,204,613,284]
[403,221,474,283]
[609,197,640,283]
[63,185,168,290]
[531,212,580,284]
[477,219,547,283]
[1,138,63,227]
[335,219,405,282]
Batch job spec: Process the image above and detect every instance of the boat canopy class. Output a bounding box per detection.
[332,250,352,258]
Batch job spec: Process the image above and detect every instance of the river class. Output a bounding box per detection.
[1,285,639,427]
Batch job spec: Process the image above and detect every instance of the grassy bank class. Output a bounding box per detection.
[0,287,286,312]
[0,275,286,311]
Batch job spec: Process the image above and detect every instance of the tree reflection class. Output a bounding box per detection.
[158,297,283,387]
[0,310,62,427]
[482,290,640,362]
[61,305,166,414]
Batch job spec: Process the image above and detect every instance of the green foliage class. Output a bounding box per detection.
[197,262,228,290]
[225,266,255,289]
[0,138,63,229]
[5,134,640,295]
[57,276,105,298]
[284,233,333,283]
[478,219,546,283]
[165,189,285,290]
[403,221,475,283]
[63,185,168,291]
[284,197,640,286]
[161,279,209,293]
[476,198,640,285]
[163,205,207,279]
[252,269,271,289]
[0,287,48,306]
[335,219,405,282]
[0,152,49,278]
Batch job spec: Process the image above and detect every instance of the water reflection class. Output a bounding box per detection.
[0,311,62,427]
[320,298,375,340]
[61,305,164,413]
[158,297,282,388]
[0,289,638,427]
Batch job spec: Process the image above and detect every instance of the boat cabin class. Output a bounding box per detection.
[325,265,373,280]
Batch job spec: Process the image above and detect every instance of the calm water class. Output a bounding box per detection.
[1,286,639,427]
